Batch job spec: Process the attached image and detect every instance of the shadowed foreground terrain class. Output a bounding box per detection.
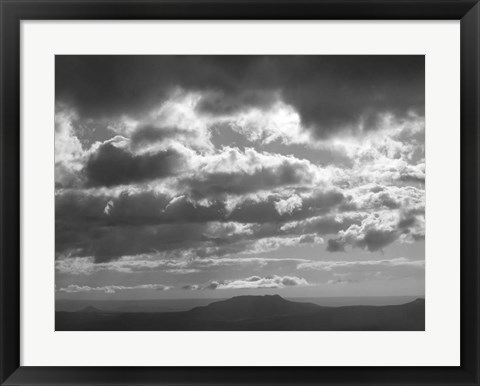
[56,295,425,331]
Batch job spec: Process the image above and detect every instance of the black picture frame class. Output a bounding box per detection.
[1,1,479,385]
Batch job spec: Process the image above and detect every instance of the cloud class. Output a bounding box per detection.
[336,119,426,185]
[84,142,183,187]
[55,182,422,262]
[55,178,349,261]
[298,257,424,283]
[274,195,302,215]
[326,238,346,252]
[56,254,311,275]
[56,254,199,275]
[244,235,323,255]
[180,147,320,199]
[130,125,184,148]
[325,209,424,252]
[182,163,305,199]
[58,283,171,293]
[55,108,85,188]
[228,100,310,145]
[281,212,364,237]
[126,91,214,152]
[205,282,220,290]
[199,275,309,290]
[227,190,344,224]
[348,185,404,210]
[56,56,424,139]
[54,55,425,296]
[302,257,425,271]
[57,255,423,287]
[357,228,399,252]
[55,189,228,229]
[55,220,213,263]
[181,284,200,290]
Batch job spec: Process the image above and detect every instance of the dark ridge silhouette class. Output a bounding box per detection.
[80,305,102,313]
[187,294,321,321]
[55,295,425,331]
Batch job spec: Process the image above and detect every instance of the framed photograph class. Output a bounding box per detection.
[1,0,479,385]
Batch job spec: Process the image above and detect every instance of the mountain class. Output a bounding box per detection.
[187,294,321,321]
[56,295,425,331]
[79,305,102,313]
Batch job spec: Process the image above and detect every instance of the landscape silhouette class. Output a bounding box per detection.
[56,294,425,331]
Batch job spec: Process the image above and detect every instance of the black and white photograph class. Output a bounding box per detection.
[54,55,425,331]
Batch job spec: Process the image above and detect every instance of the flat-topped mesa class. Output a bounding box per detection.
[79,305,102,313]
[187,294,320,321]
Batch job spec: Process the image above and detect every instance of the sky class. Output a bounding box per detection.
[55,56,425,301]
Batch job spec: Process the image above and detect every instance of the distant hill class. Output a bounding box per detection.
[187,294,320,321]
[56,295,425,331]
[79,305,102,313]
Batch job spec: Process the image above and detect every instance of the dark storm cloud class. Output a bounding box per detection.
[399,174,425,185]
[55,191,233,262]
[356,229,399,252]
[56,55,424,138]
[163,196,226,223]
[55,188,344,229]
[55,204,419,263]
[181,162,310,200]
[326,238,346,252]
[56,223,210,263]
[55,187,348,262]
[228,191,344,223]
[130,125,176,147]
[55,56,260,119]
[197,89,277,115]
[55,190,253,261]
[84,143,183,187]
[56,191,109,223]
[54,55,425,271]
[228,200,285,223]
[55,190,226,228]
[130,125,202,150]
[397,216,417,229]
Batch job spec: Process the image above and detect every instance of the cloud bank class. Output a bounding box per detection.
[55,56,425,297]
